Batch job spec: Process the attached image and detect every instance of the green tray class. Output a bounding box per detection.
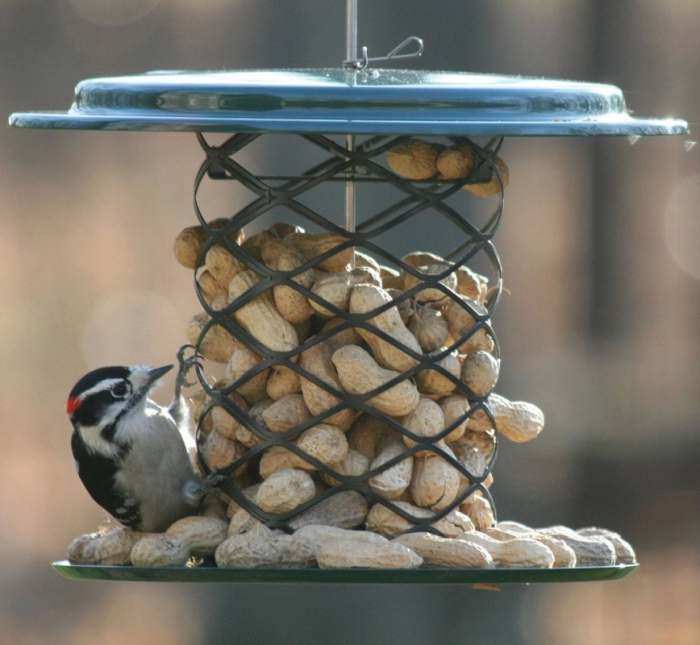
[52,560,637,584]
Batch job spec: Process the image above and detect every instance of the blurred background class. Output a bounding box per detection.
[1,1,698,644]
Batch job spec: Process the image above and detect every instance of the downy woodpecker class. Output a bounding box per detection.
[67,358,206,532]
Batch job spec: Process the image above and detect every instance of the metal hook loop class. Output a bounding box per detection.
[376,36,424,63]
[345,36,424,71]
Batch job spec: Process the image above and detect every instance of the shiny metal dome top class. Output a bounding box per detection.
[9,68,687,137]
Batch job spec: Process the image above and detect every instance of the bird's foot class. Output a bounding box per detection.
[182,474,226,507]
[174,345,203,400]
[203,473,225,488]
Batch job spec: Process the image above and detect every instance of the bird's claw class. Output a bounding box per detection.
[174,345,203,399]
[203,473,225,489]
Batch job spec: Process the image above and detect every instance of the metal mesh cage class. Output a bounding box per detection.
[186,131,506,535]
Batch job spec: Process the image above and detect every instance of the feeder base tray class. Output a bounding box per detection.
[52,561,637,584]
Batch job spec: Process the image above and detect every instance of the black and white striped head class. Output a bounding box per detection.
[66,364,173,430]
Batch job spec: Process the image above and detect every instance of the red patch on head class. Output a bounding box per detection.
[66,396,82,415]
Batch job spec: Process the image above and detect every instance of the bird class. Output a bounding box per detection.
[66,351,208,532]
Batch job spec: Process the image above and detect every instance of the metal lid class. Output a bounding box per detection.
[9,68,687,136]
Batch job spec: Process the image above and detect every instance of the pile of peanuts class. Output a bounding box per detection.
[67,141,636,570]
[68,515,636,570]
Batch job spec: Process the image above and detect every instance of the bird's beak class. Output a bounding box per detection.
[147,364,173,388]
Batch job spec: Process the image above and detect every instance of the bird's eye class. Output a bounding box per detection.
[111,382,130,399]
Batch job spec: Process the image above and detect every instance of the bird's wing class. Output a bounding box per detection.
[71,430,142,529]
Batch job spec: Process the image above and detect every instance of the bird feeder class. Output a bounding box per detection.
[9,1,687,584]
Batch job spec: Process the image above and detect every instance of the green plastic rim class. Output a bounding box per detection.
[52,560,638,584]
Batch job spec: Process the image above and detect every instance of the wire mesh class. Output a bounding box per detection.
[185,132,505,535]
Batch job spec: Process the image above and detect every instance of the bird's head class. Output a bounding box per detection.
[66,364,173,429]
